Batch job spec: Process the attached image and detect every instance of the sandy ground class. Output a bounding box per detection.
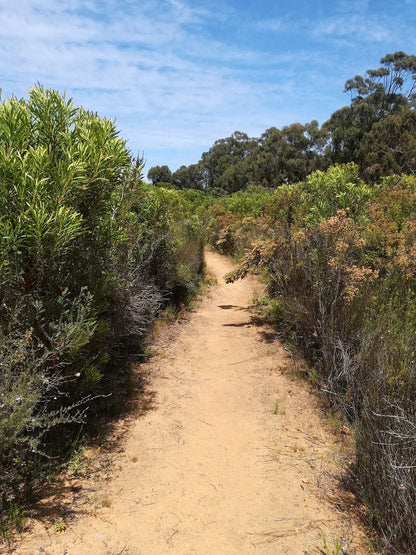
[10,249,370,555]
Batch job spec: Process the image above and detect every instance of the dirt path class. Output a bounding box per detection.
[13,249,369,554]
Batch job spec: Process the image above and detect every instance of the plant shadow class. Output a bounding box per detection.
[14,361,157,542]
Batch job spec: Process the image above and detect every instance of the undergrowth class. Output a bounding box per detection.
[211,165,416,554]
[0,87,208,543]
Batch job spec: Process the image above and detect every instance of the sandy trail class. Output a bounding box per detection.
[14,249,368,554]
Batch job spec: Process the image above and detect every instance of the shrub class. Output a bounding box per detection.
[0,87,207,530]
[216,164,416,551]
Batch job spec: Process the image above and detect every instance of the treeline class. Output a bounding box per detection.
[0,87,209,538]
[148,51,416,193]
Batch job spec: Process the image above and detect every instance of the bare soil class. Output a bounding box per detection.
[11,249,370,554]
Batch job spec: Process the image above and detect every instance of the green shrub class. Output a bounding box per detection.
[0,87,207,530]
[214,164,416,552]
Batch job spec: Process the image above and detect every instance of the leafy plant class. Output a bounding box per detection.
[54,520,66,533]
[0,87,207,528]
[320,531,343,555]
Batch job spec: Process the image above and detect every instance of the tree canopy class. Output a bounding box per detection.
[151,51,416,192]
[325,51,416,166]
[147,164,172,185]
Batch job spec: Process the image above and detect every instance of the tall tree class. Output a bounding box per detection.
[147,165,172,185]
[358,107,416,181]
[248,122,327,187]
[200,131,258,191]
[171,163,204,189]
[324,51,416,165]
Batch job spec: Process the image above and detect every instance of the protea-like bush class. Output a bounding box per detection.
[0,87,206,529]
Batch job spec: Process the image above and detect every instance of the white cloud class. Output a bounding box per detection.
[313,14,391,42]
[0,0,413,170]
[0,0,308,169]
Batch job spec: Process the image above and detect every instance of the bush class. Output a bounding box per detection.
[214,164,416,552]
[0,87,207,531]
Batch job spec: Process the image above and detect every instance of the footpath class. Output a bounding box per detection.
[13,249,369,554]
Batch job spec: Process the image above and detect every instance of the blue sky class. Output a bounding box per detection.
[0,0,415,172]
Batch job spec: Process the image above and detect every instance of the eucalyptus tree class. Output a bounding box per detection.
[147,164,172,185]
[248,122,327,187]
[200,131,258,192]
[171,163,204,189]
[358,107,416,181]
[324,51,416,166]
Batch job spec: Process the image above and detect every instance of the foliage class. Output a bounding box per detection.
[0,87,207,534]
[249,121,328,187]
[325,51,416,169]
[210,164,416,553]
[172,123,329,193]
[147,164,172,185]
[172,52,416,194]
[200,131,257,191]
[172,163,204,190]
[299,163,377,224]
[208,187,275,257]
[358,107,416,181]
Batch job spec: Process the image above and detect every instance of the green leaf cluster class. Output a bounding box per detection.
[0,86,207,522]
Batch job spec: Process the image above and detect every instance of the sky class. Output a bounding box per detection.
[0,0,415,173]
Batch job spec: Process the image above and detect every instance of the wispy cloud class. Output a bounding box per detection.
[312,14,391,42]
[256,18,284,32]
[0,0,414,170]
[0,0,309,168]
